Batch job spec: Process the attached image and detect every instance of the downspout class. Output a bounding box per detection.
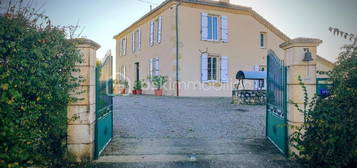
[175,0,182,96]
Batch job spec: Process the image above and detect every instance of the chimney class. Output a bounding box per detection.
[219,0,230,3]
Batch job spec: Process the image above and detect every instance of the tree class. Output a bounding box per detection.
[0,1,83,167]
[290,44,357,168]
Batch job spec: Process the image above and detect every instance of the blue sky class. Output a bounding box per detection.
[35,0,356,62]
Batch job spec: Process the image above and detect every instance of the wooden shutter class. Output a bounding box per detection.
[132,32,135,52]
[118,39,122,56]
[158,16,162,44]
[123,37,127,56]
[138,29,141,50]
[221,16,228,42]
[149,58,153,80]
[149,21,154,46]
[220,56,228,82]
[155,58,159,76]
[201,53,208,82]
[201,13,208,41]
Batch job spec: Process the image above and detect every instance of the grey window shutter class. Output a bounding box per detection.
[158,16,162,44]
[149,58,153,80]
[155,58,159,76]
[149,22,154,46]
[138,29,141,50]
[123,37,127,56]
[201,53,208,82]
[221,16,228,42]
[220,56,228,82]
[201,13,208,41]
[132,32,135,52]
[118,39,122,56]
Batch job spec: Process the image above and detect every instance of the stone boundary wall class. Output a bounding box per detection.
[232,90,266,105]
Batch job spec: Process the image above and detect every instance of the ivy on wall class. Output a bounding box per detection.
[0,4,83,168]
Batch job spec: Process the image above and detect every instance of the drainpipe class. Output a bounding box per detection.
[175,0,182,96]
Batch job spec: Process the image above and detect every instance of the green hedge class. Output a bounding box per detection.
[0,10,82,167]
[290,45,357,168]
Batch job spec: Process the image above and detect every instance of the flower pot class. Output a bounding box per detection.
[132,90,137,95]
[121,89,127,94]
[154,89,163,96]
[137,90,142,95]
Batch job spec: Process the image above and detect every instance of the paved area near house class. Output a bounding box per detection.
[95,95,300,168]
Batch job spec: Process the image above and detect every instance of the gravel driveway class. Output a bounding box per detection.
[112,95,265,139]
[98,95,300,168]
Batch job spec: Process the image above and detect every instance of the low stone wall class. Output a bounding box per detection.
[232,89,266,105]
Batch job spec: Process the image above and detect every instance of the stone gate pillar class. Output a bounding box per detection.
[67,38,100,162]
[280,38,322,153]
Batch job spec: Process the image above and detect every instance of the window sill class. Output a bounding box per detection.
[202,39,221,43]
[203,82,222,87]
[259,47,266,49]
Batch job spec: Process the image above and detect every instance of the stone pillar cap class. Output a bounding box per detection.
[73,38,101,50]
[280,37,322,49]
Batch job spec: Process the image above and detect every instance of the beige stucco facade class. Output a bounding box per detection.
[114,0,333,97]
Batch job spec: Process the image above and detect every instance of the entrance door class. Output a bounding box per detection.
[266,50,288,155]
[135,62,139,81]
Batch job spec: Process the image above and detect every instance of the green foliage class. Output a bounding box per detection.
[289,45,357,168]
[133,79,146,90]
[151,75,168,90]
[0,4,82,168]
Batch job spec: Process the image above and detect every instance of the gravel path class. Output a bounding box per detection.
[112,95,265,139]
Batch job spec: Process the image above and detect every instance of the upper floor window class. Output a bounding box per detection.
[201,13,228,42]
[150,16,162,46]
[119,37,127,56]
[207,15,218,41]
[132,29,141,52]
[260,32,266,48]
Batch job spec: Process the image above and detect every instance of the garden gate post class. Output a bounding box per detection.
[67,38,100,162]
[280,38,322,154]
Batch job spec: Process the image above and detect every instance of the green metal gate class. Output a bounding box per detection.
[266,50,288,155]
[94,66,113,159]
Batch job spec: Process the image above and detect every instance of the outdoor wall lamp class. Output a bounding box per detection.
[303,48,313,61]
[303,48,313,77]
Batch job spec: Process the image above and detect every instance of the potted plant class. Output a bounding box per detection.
[132,80,143,95]
[151,75,168,96]
[119,80,128,94]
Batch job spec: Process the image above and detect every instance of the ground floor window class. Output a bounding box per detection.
[207,57,217,81]
[201,54,228,83]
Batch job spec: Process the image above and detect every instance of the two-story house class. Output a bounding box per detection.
[114,0,333,97]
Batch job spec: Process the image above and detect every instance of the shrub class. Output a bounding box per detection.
[290,45,357,168]
[151,75,168,90]
[0,4,82,168]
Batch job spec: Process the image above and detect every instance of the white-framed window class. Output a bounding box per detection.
[119,65,126,81]
[201,54,228,83]
[207,56,218,81]
[207,15,218,41]
[260,32,266,48]
[132,29,141,53]
[254,65,266,90]
[119,37,127,56]
[201,13,228,42]
[149,16,162,46]
[149,58,159,80]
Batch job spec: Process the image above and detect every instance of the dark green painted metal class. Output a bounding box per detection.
[316,78,332,98]
[94,67,113,160]
[266,50,288,155]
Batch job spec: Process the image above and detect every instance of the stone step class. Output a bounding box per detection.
[100,137,283,158]
[94,154,299,168]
